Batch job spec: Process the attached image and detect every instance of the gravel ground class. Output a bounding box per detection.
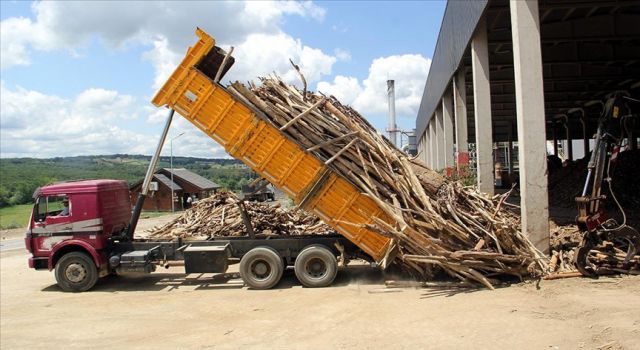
[2,250,639,349]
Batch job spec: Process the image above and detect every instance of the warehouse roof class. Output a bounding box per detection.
[416,0,489,138]
[416,0,640,142]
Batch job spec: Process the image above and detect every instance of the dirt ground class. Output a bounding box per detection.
[2,215,639,349]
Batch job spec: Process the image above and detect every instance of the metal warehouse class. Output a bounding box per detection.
[415,0,640,253]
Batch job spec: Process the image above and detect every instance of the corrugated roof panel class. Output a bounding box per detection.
[153,173,182,191]
[161,168,221,190]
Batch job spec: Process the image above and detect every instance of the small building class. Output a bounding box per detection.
[130,168,221,211]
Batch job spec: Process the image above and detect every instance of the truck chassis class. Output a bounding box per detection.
[49,233,365,292]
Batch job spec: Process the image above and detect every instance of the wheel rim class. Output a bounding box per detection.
[65,263,87,283]
[304,257,327,279]
[250,259,272,281]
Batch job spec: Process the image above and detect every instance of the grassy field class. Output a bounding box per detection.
[0,204,32,229]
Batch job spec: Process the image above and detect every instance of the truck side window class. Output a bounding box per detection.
[47,196,69,216]
[35,196,70,222]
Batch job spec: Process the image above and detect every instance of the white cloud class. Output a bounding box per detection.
[142,37,182,90]
[317,54,431,119]
[0,82,145,157]
[0,17,36,69]
[0,82,230,158]
[0,1,340,158]
[244,1,326,24]
[0,83,147,157]
[217,32,336,86]
[317,76,363,103]
[1,1,333,86]
[334,48,352,61]
[1,1,338,96]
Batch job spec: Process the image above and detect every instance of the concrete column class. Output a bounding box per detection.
[419,135,424,163]
[510,0,550,253]
[427,129,432,166]
[471,16,494,195]
[426,133,430,165]
[435,104,445,170]
[429,117,437,169]
[507,121,514,176]
[442,93,455,172]
[423,131,430,166]
[453,69,469,173]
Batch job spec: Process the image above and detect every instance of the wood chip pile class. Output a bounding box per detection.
[147,191,334,239]
[227,76,549,288]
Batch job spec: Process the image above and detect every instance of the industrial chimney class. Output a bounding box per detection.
[387,80,397,147]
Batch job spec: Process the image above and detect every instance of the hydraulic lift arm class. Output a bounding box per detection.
[574,93,640,276]
[126,109,175,240]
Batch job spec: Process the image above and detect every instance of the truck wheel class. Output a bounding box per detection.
[239,247,284,290]
[54,252,98,292]
[294,245,337,288]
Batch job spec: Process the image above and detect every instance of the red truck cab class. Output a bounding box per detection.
[26,180,131,291]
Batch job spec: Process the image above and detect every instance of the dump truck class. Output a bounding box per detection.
[25,29,394,292]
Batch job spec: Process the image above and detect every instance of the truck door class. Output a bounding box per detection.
[32,195,74,252]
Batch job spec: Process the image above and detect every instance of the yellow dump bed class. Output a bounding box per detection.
[153,29,392,264]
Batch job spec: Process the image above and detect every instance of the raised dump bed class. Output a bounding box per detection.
[152,29,392,264]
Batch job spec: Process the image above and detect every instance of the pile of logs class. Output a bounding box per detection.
[146,191,334,239]
[227,76,549,288]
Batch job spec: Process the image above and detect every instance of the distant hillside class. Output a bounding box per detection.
[0,155,254,207]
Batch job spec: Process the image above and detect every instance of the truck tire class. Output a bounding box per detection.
[294,245,337,288]
[54,252,98,292]
[239,246,284,290]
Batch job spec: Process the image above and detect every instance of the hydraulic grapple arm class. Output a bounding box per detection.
[574,93,640,277]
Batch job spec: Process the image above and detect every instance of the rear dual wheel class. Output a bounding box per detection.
[294,245,337,288]
[239,245,339,289]
[239,247,284,290]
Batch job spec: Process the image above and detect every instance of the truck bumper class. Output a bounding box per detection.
[28,257,49,270]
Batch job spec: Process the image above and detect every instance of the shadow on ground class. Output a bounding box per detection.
[41,264,386,293]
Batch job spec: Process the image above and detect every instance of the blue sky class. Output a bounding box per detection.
[1,1,445,158]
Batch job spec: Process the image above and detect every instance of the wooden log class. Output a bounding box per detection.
[325,138,358,165]
[214,47,234,83]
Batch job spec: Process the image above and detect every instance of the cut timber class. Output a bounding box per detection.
[280,97,326,131]
[151,29,551,288]
[146,191,333,239]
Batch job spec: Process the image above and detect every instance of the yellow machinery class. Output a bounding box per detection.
[152,29,393,264]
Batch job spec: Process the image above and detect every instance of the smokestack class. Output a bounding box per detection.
[387,80,397,146]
